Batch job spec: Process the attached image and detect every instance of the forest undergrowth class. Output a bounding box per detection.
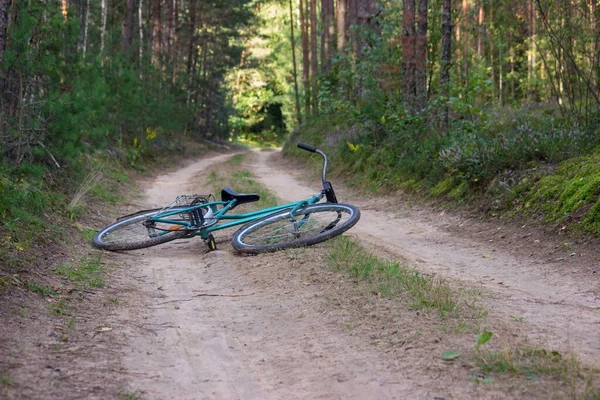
[284,108,600,238]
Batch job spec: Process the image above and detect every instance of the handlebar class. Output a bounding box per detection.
[297,143,317,153]
[297,142,328,185]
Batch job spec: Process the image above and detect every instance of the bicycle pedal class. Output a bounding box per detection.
[205,234,217,251]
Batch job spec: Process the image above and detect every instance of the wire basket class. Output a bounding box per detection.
[174,194,215,207]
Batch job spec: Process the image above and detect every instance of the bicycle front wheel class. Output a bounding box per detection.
[231,203,360,254]
[93,208,190,251]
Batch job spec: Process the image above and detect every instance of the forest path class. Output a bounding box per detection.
[114,149,599,399]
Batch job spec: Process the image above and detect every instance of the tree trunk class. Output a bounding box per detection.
[328,0,335,54]
[171,0,178,83]
[337,0,347,52]
[402,0,416,112]
[186,0,196,105]
[477,4,484,56]
[440,0,452,132]
[82,0,90,60]
[527,0,536,100]
[348,0,357,56]
[415,0,428,111]
[0,0,11,122]
[151,0,161,64]
[166,0,174,57]
[320,0,330,74]
[299,0,311,119]
[499,38,503,106]
[0,0,11,65]
[122,0,135,52]
[290,0,302,125]
[100,0,107,65]
[138,0,144,78]
[461,0,468,86]
[310,0,318,116]
[488,6,495,100]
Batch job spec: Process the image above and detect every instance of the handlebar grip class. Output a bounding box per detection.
[297,142,317,153]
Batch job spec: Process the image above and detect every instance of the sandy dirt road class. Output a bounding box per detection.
[110,149,599,399]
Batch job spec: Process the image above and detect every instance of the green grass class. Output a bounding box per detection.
[511,152,600,235]
[0,153,131,271]
[0,375,13,387]
[206,153,279,210]
[90,184,123,204]
[234,137,282,149]
[119,391,142,400]
[476,348,600,398]
[327,236,466,317]
[27,281,58,296]
[48,299,70,316]
[0,162,57,253]
[81,227,97,242]
[108,297,121,305]
[55,255,104,288]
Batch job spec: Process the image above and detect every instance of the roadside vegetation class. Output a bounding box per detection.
[285,114,600,237]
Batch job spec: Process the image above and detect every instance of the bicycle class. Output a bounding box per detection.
[92,143,360,254]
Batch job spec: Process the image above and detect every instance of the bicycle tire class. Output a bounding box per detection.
[92,207,190,251]
[231,203,360,254]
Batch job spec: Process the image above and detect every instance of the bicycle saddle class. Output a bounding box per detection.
[221,188,260,209]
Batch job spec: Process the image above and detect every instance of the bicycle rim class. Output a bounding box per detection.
[93,209,190,251]
[232,203,360,254]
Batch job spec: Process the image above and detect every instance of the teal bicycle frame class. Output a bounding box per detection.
[148,143,336,242]
[151,192,324,241]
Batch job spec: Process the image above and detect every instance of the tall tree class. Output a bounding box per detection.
[166,0,174,57]
[82,0,90,60]
[151,0,162,64]
[337,0,348,51]
[320,0,334,74]
[186,0,196,105]
[402,0,417,112]
[100,0,107,64]
[122,0,136,52]
[138,0,144,78]
[0,0,11,118]
[290,0,302,124]
[440,0,452,131]
[355,0,380,61]
[310,0,318,116]
[415,0,428,111]
[299,0,311,119]
[0,0,11,65]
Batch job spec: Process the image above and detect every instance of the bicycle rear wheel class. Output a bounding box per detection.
[92,208,190,251]
[231,203,360,254]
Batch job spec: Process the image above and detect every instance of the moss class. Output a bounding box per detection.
[448,181,468,200]
[561,175,600,214]
[429,177,455,197]
[398,178,421,191]
[583,200,600,235]
[521,153,600,232]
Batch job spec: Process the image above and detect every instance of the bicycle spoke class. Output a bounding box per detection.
[241,209,351,246]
